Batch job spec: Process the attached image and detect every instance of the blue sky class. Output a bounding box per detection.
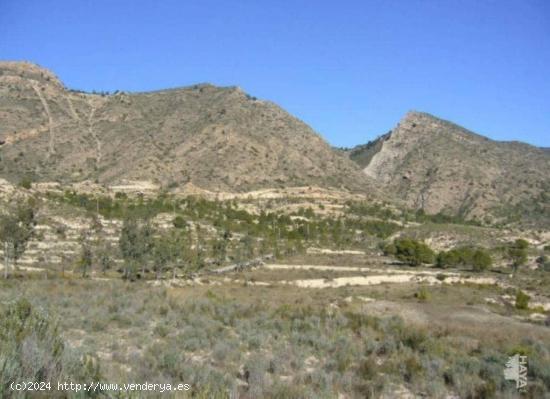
[1,0,549,147]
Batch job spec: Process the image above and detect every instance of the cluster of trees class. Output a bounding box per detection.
[76,216,114,278]
[345,201,482,226]
[118,218,201,280]
[49,191,404,269]
[383,238,435,266]
[382,238,494,271]
[436,246,493,271]
[381,237,535,274]
[7,190,541,279]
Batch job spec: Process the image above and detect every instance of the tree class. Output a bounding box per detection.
[119,218,153,280]
[437,246,492,271]
[508,239,528,275]
[78,239,93,278]
[389,238,435,266]
[240,234,254,260]
[152,230,185,279]
[0,201,36,278]
[436,250,461,268]
[96,241,113,275]
[211,230,231,264]
[471,249,492,272]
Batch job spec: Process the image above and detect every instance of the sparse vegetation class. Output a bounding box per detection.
[0,298,102,398]
[1,55,549,399]
[0,282,548,398]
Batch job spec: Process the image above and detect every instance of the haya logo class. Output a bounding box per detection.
[504,354,528,389]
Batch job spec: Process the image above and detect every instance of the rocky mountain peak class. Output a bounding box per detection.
[348,111,550,225]
[0,61,63,88]
[0,62,378,196]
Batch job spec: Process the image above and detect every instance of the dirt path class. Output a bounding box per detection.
[87,97,107,168]
[31,82,55,157]
[66,95,81,121]
[265,263,462,276]
[261,264,498,288]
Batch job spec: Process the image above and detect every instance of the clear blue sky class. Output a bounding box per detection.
[1,0,549,147]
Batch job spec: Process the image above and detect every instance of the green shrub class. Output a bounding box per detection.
[0,298,103,397]
[508,239,528,273]
[515,290,530,310]
[414,287,431,302]
[17,177,32,189]
[389,238,435,266]
[471,249,492,272]
[173,215,186,229]
[437,247,492,271]
[436,250,461,268]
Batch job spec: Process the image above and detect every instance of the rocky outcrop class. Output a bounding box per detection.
[350,112,550,225]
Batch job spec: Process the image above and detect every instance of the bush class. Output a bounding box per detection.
[0,299,64,389]
[508,239,528,273]
[436,250,461,268]
[471,249,492,272]
[515,291,530,310]
[17,177,33,189]
[389,238,435,266]
[414,287,431,301]
[173,215,186,229]
[0,298,103,396]
[437,247,492,271]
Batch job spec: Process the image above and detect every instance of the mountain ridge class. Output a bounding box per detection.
[0,61,379,196]
[1,61,548,226]
[347,111,550,225]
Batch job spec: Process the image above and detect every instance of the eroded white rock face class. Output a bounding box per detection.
[359,111,550,225]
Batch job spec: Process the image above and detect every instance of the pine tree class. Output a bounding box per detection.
[0,201,36,278]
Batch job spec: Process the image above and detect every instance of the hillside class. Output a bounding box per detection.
[0,61,375,194]
[348,111,550,225]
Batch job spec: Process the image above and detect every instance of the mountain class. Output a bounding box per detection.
[348,111,550,225]
[0,61,375,194]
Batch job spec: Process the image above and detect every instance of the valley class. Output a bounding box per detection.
[0,62,549,398]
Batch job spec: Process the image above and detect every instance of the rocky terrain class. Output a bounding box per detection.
[2,62,548,227]
[1,62,549,398]
[0,61,376,194]
[348,111,550,225]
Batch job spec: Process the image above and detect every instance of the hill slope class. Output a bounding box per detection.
[348,111,550,225]
[0,61,375,193]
